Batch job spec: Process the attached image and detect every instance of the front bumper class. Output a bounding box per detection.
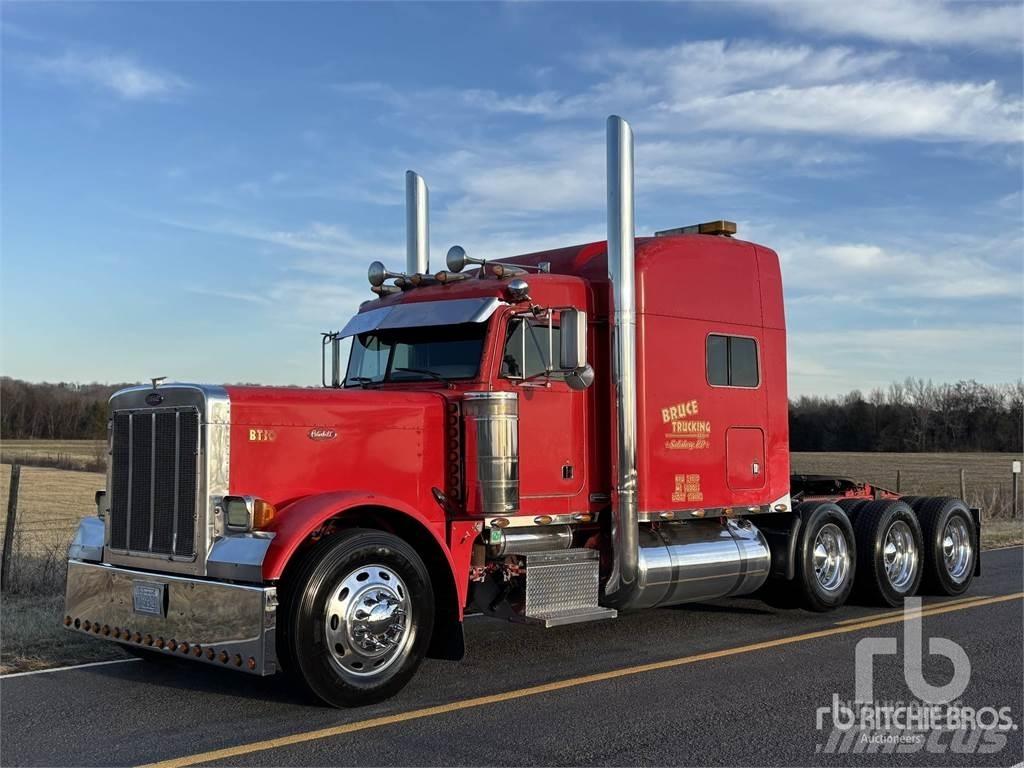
[63,560,278,675]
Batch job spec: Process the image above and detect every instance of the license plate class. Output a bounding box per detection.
[132,581,166,617]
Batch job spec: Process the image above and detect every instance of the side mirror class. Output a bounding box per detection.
[559,309,587,370]
[565,364,595,391]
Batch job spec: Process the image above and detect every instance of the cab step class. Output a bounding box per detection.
[512,548,617,627]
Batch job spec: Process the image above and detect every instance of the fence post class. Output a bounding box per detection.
[959,468,966,503]
[1013,461,1021,519]
[1,464,21,592]
[896,469,902,494]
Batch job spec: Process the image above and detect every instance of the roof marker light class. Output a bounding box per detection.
[655,220,737,237]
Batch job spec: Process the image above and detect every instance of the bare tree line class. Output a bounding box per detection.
[0,378,125,440]
[1,376,1021,452]
[790,379,1023,453]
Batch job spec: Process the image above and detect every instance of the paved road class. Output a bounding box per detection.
[3,548,1022,767]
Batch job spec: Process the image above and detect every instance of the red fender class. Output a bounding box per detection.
[261,490,463,608]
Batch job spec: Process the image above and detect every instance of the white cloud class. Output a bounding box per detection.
[758,0,1024,49]
[773,231,1023,302]
[677,79,1023,143]
[340,38,1022,144]
[30,51,187,100]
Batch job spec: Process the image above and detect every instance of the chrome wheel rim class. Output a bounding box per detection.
[813,523,851,592]
[883,520,918,592]
[942,517,973,584]
[324,564,412,680]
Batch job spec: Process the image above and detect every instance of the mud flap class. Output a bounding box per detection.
[970,507,982,577]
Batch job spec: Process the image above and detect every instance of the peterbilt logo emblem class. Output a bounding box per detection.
[308,428,337,441]
[145,392,164,406]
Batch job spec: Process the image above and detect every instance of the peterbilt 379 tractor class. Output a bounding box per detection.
[63,116,979,707]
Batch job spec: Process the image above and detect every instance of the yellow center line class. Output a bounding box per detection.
[140,591,1024,768]
[834,594,991,625]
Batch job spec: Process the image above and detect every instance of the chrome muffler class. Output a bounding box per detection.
[625,519,771,610]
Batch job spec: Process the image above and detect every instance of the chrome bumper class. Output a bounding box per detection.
[63,560,278,675]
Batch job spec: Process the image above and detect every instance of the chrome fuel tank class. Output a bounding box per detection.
[623,519,771,610]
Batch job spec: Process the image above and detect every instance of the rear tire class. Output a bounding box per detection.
[836,498,870,525]
[907,497,977,596]
[853,500,923,606]
[282,528,434,708]
[794,502,856,612]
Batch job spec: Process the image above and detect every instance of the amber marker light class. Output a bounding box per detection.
[225,496,278,531]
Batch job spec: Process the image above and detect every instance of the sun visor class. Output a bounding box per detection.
[339,297,501,338]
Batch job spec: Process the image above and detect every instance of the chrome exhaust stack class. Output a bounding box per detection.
[405,170,430,276]
[604,115,640,607]
[601,116,770,610]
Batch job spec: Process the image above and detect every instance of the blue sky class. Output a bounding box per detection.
[1,1,1021,397]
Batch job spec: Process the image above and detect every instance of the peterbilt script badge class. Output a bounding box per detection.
[145,392,164,406]
[308,427,337,441]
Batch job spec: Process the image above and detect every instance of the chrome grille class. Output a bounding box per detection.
[109,408,200,558]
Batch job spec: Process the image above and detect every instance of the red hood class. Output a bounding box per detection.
[224,386,450,514]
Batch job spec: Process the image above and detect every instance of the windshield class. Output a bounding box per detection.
[345,322,488,386]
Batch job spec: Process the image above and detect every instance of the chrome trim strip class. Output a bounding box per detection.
[148,412,156,552]
[172,411,180,554]
[638,503,780,522]
[126,414,134,550]
[483,511,596,528]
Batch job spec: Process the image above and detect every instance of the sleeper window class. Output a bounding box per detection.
[706,334,759,388]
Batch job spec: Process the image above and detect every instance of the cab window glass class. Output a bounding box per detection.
[502,319,562,379]
[707,334,759,388]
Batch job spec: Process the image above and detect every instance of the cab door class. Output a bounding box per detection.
[494,312,587,515]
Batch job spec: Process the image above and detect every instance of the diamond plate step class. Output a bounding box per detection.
[514,548,617,627]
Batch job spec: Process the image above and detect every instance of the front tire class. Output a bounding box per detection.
[282,529,434,707]
[853,500,923,606]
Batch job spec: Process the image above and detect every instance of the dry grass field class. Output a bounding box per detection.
[791,451,1023,518]
[0,443,1020,672]
[0,462,113,672]
[0,439,106,473]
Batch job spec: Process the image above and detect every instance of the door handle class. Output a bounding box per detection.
[752,462,761,475]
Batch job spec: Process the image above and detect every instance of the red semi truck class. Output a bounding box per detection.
[63,116,980,707]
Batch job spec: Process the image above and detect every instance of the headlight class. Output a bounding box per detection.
[224,496,277,532]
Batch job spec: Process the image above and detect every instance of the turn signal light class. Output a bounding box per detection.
[225,496,278,531]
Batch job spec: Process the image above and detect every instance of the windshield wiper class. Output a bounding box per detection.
[391,367,445,382]
[346,376,379,389]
